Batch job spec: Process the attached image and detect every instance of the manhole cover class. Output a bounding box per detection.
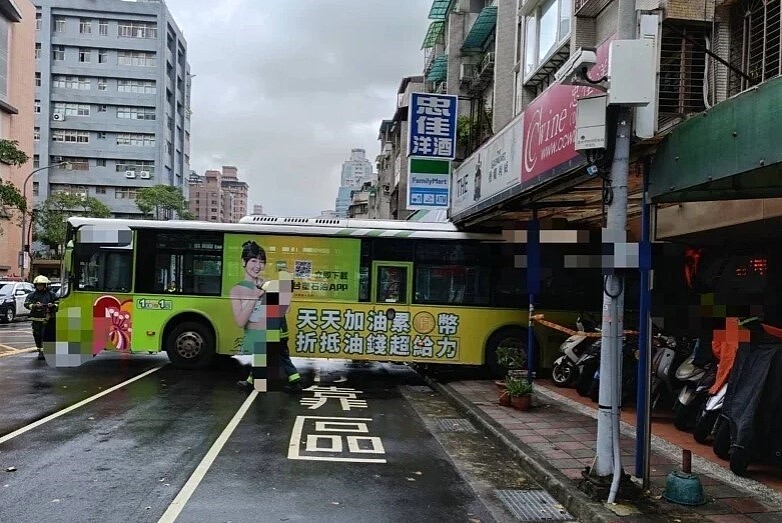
[495,489,574,521]
[435,418,477,433]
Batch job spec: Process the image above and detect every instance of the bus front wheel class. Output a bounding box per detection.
[165,321,215,369]
[484,327,534,379]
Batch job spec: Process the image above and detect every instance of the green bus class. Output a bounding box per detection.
[49,216,589,376]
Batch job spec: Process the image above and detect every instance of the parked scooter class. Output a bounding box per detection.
[672,353,714,431]
[649,333,694,411]
[551,316,598,387]
[575,338,602,397]
[693,382,727,444]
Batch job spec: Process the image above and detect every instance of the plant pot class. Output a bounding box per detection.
[498,390,511,407]
[495,379,507,391]
[511,394,532,411]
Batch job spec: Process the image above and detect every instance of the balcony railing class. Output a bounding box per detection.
[575,0,612,17]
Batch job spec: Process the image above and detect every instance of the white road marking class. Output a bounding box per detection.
[158,390,259,523]
[287,416,387,463]
[0,365,164,445]
[0,347,38,358]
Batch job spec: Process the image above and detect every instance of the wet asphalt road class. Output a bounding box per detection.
[0,352,534,523]
[0,319,36,355]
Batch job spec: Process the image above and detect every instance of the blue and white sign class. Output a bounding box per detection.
[407,92,458,160]
[407,157,450,210]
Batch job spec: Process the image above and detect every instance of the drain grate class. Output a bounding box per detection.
[495,489,574,521]
[435,418,478,433]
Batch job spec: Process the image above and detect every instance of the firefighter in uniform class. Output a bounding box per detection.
[24,275,58,360]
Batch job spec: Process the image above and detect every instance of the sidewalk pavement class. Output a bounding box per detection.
[429,377,782,523]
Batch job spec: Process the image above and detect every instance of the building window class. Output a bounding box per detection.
[117,21,158,39]
[658,22,708,124]
[116,160,155,174]
[97,105,107,112]
[51,130,90,144]
[116,133,156,147]
[117,106,156,120]
[35,43,40,59]
[79,48,91,63]
[729,0,781,95]
[99,20,108,36]
[54,18,66,32]
[80,19,91,34]
[98,49,107,63]
[34,128,40,141]
[114,187,139,199]
[53,102,91,117]
[117,79,156,94]
[36,12,41,30]
[53,46,65,61]
[52,76,91,90]
[523,0,572,78]
[118,51,157,67]
[34,99,40,113]
[32,182,39,196]
[95,186,106,194]
[97,159,106,167]
[35,72,41,87]
[97,78,107,91]
[97,132,107,139]
[59,157,89,170]
[33,155,40,168]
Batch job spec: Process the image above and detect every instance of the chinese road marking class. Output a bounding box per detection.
[288,416,387,464]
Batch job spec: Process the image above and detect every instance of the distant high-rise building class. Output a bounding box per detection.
[334,148,374,218]
[188,166,248,223]
[252,204,265,215]
[34,0,191,217]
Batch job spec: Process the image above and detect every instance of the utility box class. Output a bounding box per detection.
[575,94,607,151]
[607,39,656,106]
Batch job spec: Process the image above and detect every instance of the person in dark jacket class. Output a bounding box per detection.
[24,275,58,361]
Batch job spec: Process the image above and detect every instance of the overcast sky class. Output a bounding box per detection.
[164,0,432,217]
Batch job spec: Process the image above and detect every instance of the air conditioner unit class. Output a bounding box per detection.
[459,63,475,81]
[125,170,136,179]
[139,170,151,179]
[52,112,64,121]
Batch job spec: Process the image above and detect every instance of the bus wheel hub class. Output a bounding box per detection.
[176,332,203,359]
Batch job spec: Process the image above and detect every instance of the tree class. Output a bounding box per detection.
[0,139,30,225]
[135,185,193,220]
[35,192,111,252]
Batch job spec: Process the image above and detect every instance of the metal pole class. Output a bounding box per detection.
[527,209,540,383]
[594,0,636,501]
[635,157,652,488]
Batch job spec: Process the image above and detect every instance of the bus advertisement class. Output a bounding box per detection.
[48,216,590,377]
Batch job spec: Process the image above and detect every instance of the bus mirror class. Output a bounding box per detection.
[76,225,132,247]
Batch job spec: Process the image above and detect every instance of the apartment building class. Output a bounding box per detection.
[187,166,249,223]
[0,0,35,277]
[34,0,191,217]
[333,148,375,218]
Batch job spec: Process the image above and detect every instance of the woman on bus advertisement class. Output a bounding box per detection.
[230,240,300,392]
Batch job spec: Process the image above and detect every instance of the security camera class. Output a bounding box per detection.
[554,47,598,85]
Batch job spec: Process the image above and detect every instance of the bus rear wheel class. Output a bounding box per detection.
[484,327,533,379]
[165,321,215,369]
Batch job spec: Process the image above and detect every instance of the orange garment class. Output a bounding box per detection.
[709,339,739,395]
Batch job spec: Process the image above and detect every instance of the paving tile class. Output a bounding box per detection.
[688,500,734,516]
[568,448,596,459]
[516,434,547,443]
[748,513,782,522]
[540,450,571,460]
[705,485,747,499]
[551,441,588,451]
[548,458,583,469]
[707,515,757,522]
[722,497,774,514]
[547,434,578,443]
[561,467,585,480]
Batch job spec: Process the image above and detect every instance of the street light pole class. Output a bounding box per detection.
[19,161,70,280]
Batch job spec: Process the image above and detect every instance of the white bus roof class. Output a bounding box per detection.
[67,216,501,241]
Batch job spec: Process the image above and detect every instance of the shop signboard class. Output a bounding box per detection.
[407,92,458,160]
[407,157,450,210]
[451,113,524,217]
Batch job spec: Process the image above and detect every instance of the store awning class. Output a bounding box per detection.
[650,75,782,203]
[421,20,445,49]
[426,55,448,83]
[428,0,455,20]
[461,6,498,52]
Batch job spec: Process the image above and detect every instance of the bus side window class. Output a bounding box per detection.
[76,249,132,293]
[358,239,371,302]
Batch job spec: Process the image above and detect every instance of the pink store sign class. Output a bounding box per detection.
[521,36,613,188]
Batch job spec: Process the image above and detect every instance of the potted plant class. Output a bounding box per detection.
[505,376,534,411]
[498,387,511,407]
[495,344,528,387]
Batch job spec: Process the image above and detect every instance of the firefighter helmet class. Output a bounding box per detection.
[33,275,50,285]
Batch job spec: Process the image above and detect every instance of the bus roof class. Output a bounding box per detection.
[67,216,501,241]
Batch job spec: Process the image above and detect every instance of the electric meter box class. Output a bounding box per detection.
[575,94,608,151]
[607,39,656,106]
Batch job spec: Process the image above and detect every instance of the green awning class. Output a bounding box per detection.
[428,0,455,20]
[426,55,448,83]
[421,20,445,49]
[461,6,498,52]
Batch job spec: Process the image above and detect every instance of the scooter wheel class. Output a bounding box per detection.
[694,410,718,444]
[673,400,699,431]
[551,358,579,387]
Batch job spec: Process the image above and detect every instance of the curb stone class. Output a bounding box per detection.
[424,376,620,523]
